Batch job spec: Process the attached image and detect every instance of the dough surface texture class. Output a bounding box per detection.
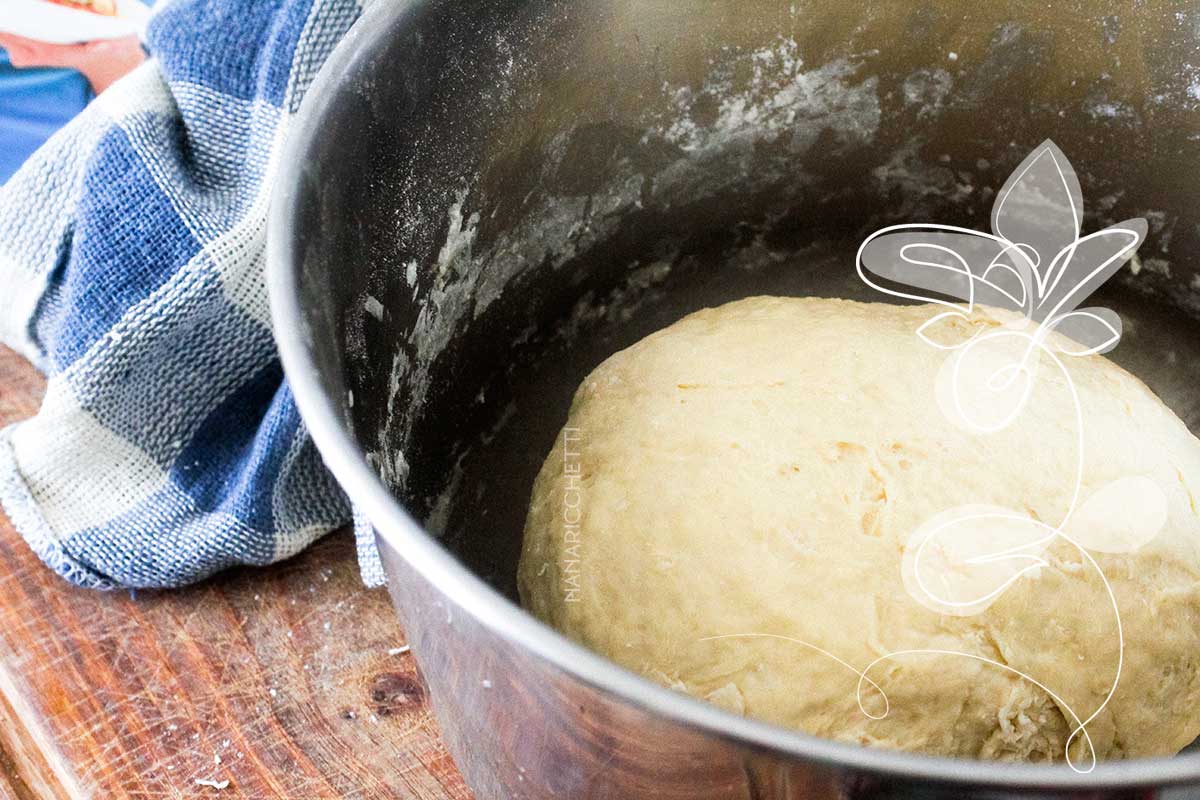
[518,296,1200,762]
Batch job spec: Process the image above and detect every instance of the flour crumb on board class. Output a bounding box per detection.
[195,778,230,790]
[388,645,411,655]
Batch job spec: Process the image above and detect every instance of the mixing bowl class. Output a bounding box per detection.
[267,0,1200,796]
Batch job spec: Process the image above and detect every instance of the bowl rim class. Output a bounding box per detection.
[266,0,1200,789]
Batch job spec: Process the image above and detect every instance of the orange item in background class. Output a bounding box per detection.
[44,0,118,17]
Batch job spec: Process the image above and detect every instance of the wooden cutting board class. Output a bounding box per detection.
[0,345,472,799]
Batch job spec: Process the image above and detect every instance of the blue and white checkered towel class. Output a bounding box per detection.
[0,0,382,589]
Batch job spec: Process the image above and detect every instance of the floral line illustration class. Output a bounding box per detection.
[703,141,1165,772]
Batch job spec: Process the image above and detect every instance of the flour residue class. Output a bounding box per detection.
[902,68,954,119]
[372,37,885,509]
[656,39,881,155]
[871,141,977,216]
[374,193,483,475]
[436,194,480,279]
[363,294,384,321]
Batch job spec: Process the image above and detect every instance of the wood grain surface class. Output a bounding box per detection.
[0,345,472,799]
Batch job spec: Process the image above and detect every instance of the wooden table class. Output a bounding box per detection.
[0,346,472,799]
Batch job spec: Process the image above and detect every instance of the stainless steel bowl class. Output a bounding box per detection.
[268,0,1200,796]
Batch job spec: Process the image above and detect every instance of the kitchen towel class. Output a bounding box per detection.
[0,0,390,588]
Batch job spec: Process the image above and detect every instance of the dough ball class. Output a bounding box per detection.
[518,296,1200,763]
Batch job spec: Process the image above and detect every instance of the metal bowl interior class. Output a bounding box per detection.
[269,0,1200,794]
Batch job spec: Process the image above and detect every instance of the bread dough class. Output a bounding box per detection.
[518,296,1200,763]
